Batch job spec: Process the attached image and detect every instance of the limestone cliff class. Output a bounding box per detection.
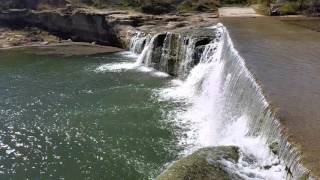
[0,7,218,48]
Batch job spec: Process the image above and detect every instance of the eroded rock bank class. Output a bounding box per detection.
[0,8,126,47]
[0,8,218,49]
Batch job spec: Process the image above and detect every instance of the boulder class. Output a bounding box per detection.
[157,146,243,180]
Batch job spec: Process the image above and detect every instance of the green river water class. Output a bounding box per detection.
[0,48,184,179]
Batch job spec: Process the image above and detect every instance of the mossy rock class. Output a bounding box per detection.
[157,146,242,180]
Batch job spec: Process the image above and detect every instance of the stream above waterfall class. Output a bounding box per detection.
[222,17,320,178]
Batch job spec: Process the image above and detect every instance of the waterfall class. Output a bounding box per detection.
[159,32,176,73]
[177,37,196,78]
[130,24,310,179]
[215,25,309,179]
[134,33,158,65]
[131,31,209,78]
[130,32,151,55]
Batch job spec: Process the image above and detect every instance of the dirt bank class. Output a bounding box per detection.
[0,27,59,48]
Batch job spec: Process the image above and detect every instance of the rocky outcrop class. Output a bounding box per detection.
[0,9,133,47]
[157,146,242,180]
[0,7,218,49]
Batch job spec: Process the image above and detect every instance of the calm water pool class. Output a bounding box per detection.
[0,49,183,179]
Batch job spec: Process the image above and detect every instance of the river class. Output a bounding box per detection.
[0,48,183,179]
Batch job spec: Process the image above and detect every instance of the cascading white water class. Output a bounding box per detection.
[135,34,157,65]
[155,24,286,179]
[177,37,196,78]
[159,32,176,73]
[130,32,151,55]
[132,31,203,78]
[130,23,309,179]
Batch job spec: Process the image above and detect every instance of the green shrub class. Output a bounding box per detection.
[141,3,176,14]
[177,0,218,12]
[279,2,299,15]
[220,0,248,5]
[177,0,194,12]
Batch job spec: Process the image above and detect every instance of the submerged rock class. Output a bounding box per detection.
[269,141,279,155]
[157,146,243,180]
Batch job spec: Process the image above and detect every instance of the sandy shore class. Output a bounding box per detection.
[0,27,123,56]
[0,42,123,56]
[218,7,263,17]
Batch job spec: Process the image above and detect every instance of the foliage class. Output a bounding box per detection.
[177,0,219,12]
[67,0,219,12]
[250,0,318,15]
[141,3,176,14]
[0,0,67,10]
[220,0,248,5]
[278,1,299,15]
[67,0,140,8]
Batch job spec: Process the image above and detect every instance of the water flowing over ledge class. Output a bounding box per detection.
[130,24,313,179]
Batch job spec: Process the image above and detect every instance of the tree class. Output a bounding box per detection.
[299,0,304,10]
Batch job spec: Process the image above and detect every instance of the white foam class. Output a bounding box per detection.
[136,66,153,72]
[136,66,170,78]
[94,59,170,78]
[118,51,138,59]
[94,62,138,73]
[6,148,15,155]
[218,116,285,179]
[152,71,170,78]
